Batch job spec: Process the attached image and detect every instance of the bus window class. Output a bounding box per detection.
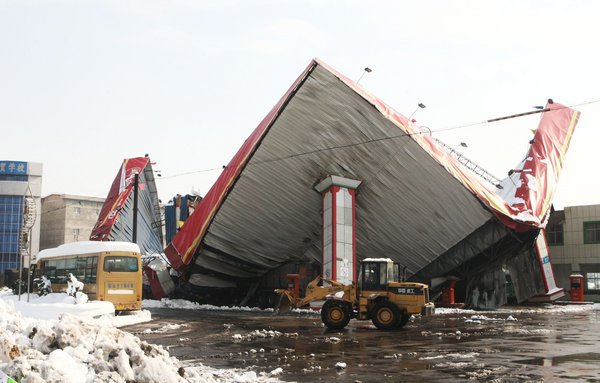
[55,259,68,284]
[103,256,138,272]
[75,258,87,281]
[66,258,77,277]
[46,260,58,282]
[85,256,98,283]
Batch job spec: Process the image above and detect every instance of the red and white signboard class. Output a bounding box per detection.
[90,157,149,241]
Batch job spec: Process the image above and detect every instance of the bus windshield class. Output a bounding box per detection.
[103,256,139,272]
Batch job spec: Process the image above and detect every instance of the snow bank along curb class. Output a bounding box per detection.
[0,295,284,382]
[142,298,318,315]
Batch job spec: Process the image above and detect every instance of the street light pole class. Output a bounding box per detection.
[133,172,139,244]
[356,67,372,84]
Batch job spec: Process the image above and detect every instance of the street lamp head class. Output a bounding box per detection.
[418,103,426,109]
[364,67,372,73]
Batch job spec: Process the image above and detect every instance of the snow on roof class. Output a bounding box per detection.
[37,241,141,261]
[362,258,393,263]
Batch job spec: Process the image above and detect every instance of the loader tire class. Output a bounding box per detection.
[397,313,410,328]
[371,301,400,330]
[321,300,351,330]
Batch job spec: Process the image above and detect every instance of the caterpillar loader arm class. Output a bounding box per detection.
[274,276,355,314]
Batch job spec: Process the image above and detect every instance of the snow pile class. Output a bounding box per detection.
[502,327,553,335]
[143,324,188,334]
[0,288,114,322]
[0,294,284,383]
[231,329,298,342]
[142,297,319,315]
[434,307,478,315]
[65,274,87,305]
[65,274,84,297]
[435,304,598,316]
[143,298,275,312]
[421,330,468,339]
[33,276,52,296]
[464,314,522,324]
[0,297,187,382]
[420,352,480,361]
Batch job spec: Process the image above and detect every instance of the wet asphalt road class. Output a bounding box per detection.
[122,305,600,382]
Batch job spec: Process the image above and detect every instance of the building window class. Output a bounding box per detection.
[583,221,600,244]
[546,224,564,246]
[73,228,80,236]
[0,195,24,272]
[0,174,27,182]
[74,207,80,214]
[587,273,600,291]
[93,209,100,215]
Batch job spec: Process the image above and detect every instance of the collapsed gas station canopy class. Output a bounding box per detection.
[162,58,579,288]
[91,157,163,256]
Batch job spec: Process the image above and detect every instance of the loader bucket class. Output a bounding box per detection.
[274,290,295,314]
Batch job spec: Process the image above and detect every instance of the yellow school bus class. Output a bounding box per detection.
[35,241,142,311]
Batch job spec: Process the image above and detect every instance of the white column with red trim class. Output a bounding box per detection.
[315,176,361,285]
[527,229,566,303]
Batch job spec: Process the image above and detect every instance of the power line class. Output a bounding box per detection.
[434,98,600,134]
[155,167,224,180]
[153,98,600,177]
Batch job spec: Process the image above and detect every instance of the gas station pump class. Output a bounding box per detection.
[441,280,456,305]
[569,274,584,302]
[285,274,301,298]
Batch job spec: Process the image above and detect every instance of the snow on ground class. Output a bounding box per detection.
[1,288,114,322]
[1,288,284,382]
[0,288,152,329]
[144,297,600,318]
[142,298,275,313]
[435,303,600,315]
[231,329,298,342]
[143,323,188,334]
[143,298,318,315]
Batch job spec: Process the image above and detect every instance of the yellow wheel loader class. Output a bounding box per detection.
[275,258,434,330]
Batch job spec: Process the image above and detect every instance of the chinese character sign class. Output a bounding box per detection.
[0,161,27,175]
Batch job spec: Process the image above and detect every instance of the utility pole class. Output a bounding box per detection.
[133,172,139,243]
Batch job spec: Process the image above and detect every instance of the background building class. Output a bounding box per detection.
[0,161,42,274]
[40,194,105,250]
[547,204,600,301]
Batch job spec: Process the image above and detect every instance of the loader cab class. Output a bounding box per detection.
[360,258,394,291]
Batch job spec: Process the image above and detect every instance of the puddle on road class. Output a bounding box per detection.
[124,305,600,382]
[518,352,600,366]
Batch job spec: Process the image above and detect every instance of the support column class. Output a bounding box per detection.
[315,176,361,285]
[526,229,566,303]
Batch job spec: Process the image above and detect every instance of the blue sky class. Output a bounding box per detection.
[1,0,598,209]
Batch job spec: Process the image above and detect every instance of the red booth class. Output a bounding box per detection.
[569,274,584,302]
